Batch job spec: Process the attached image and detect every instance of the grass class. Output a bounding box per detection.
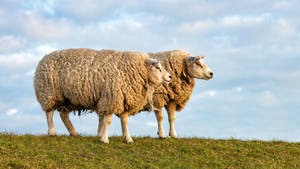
[0,134,300,168]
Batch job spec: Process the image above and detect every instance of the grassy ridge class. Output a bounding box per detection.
[0,134,300,168]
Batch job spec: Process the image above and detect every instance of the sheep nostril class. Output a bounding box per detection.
[169,75,172,79]
[210,72,213,77]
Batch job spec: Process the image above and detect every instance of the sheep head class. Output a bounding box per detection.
[185,56,213,80]
[145,58,171,85]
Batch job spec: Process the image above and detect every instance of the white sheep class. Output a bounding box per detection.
[34,48,171,143]
[148,50,213,138]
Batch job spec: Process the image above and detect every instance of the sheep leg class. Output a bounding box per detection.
[120,113,133,143]
[154,110,166,138]
[97,114,104,137]
[46,110,56,136]
[59,111,79,136]
[167,102,177,138]
[100,114,112,144]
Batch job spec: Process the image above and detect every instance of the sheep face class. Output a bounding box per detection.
[185,56,213,80]
[146,58,171,85]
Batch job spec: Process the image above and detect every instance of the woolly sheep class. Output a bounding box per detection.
[97,50,213,140]
[34,48,171,143]
[148,50,213,138]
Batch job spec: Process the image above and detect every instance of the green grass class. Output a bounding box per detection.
[0,134,300,169]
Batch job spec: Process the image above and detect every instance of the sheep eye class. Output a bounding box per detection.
[196,62,203,68]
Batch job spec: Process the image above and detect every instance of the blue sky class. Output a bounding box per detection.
[0,0,300,141]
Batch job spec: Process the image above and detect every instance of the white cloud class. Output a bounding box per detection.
[236,87,243,92]
[0,36,26,53]
[0,8,6,25]
[0,44,57,71]
[0,52,35,70]
[259,91,279,107]
[271,0,300,10]
[55,0,118,22]
[220,14,271,27]
[209,90,216,96]
[21,11,74,41]
[272,18,296,38]
[194,90,217,99]
[146,122,156,127]
[98,18,144,33]
[5,108,18,116]
[25,69,35,76]
[29,0,56,15]
[177,20,215,36]
[36,45,57,55]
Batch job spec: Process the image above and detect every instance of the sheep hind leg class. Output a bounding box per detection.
[166,102,177,138]
[120,113,133,143]
[46,110,56,136]
[100,114,112,144]
[59,111,79,136]
[97,114,104,137]
[154,110,166,138]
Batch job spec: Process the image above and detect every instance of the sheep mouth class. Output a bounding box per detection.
[204,75,212,80]
[163,79,171,84]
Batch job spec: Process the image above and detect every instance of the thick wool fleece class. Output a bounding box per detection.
[148,50,195,111]
[34,48,154,116]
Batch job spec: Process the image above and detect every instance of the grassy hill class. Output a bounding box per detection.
[0,134,300,168]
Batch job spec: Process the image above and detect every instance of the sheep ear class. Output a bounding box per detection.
[146,58,159,66]
[196,56,205,59]
[186,56,197,62]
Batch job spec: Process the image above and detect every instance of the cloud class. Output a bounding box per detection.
[177,20,215,36]
[220,14,270,27]
[236,87,243,92]
[271,0,300,12]
[5,108,18,116]
[259,90,279,107]
[272,18,297,39]
[146,122,156,127]
[193,90,217,99]
[0,44,57,71]
[21,11,75,42]
[0,35,26,53]
[54,0,117,22]
[23,0,56,15]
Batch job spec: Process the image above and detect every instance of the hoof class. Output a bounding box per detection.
[157,132,166,139]
[101,138,109,144]
[70,132,79,136]
[169,133,178,138]
[124,137,134,144]
[48,129,56,136]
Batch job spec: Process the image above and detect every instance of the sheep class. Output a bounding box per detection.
[34,48,171,143]
[147,50,213,138]
[97,50,213,139]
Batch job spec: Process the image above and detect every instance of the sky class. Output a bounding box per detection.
[0,0,300,142]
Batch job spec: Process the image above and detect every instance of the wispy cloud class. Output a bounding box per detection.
[5,108,19,116]
[146,122,157,127]
[0,44,57,71]
[0,35,26,53]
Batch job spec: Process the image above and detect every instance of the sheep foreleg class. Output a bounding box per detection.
[100,114,112,144]
[155,110,166,138]
[167,102,177,138]
[46,110,56,136]
[120,113,133,143]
